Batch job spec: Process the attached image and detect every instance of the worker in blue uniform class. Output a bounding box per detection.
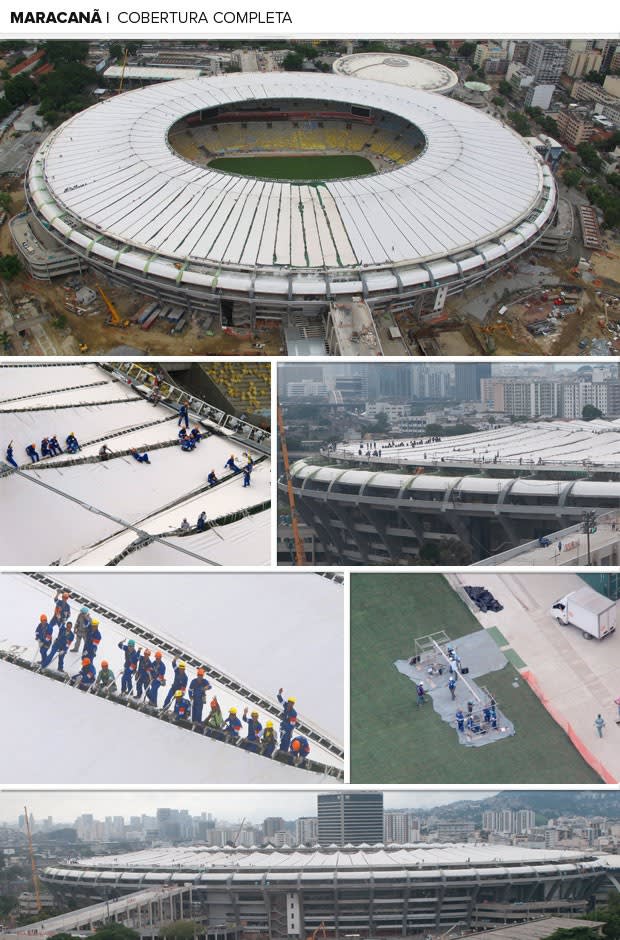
[277,689,297,724]
[207,470,218,487]
[279,716,296,752]
[290,735,310,766]
[178,403,189,428]
[196,511,207,531]
[173,689,191,721]
[146,651,166,706]
[83,618,102,661]
[71,606,91,653]
[225,455,241,473]
[189,426,201,443]
[188,667,212,722]
[181,437,196,452]
[135,648,154,698]
[242,708,263,751]
[130,449,150,463]
[41,438,51,458]
[456,708,465,733]
[25,443,40,463]
[118,638,140,694]
[43,621,75,671]
[163,659,188,709]
[65,433,80,453]
[223,707,242,738]
[261,721,278,757]
[242,467,251,487]
[72,657,96,690]
[5,442,18,468]
[49,435,62,455]
[49,591,71,628]
[35,615,53,666]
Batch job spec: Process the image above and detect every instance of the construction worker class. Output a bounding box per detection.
[178,402,189,428]
[207,470,218,487]
[5,442,18,468]
[83,618,102,662]
[49,435,62,455]
[41,438,51,458]
[189,668,212,723]
[99,444,112,460]
[135,649,154,698]
[180,518,191,532]
[43,620,75,671]
[71,606,91,653]
[223,707,242,738]
[25,443,40,463]
[130,449,150,464]
[118,638,140,694]
[35,615,52,666]
[205,696,223,729]
[96,660,117,692]
[181,437,196,452]
[242,467,251,487]
[178,427,187,441]
[279,716,296,752]
[290,735,310,765]
[448,676,457,700]
[173,689,191,721]
[72,657,96,690]
[196,511,207,531]
[189,426,201,443]
[52,590,71,625]
[277,689,297,724]
[65,433,80,454]
[146,652,166,706]
[456,709,465,733]
[242,708,262,750]
[225,454,241,473]
[416,683,425,706]
[261,720,277,757]
[163,659,188,709]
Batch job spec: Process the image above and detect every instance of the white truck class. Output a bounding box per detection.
[549,586,617,640]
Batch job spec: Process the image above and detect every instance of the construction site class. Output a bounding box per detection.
[0,571,345,783]
[350,572,620,785]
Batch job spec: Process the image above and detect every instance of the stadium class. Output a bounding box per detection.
[0,362,271,566]
[40,843,620,936]
[332,52,459,95]
[19,72,557,327]
[280,420,620,564]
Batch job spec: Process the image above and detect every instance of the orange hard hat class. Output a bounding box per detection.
[40,614,47,622]
[82,657,91,666]
[101,660,109,668]
[197,667,205,676]
[155,651,162,659]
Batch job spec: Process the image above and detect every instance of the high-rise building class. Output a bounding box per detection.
[455,364,492,402]
[296,817,319,845]
[526,42,568,82]
[317,792,384,845]
[263,817,286,840]
[384,811,420,844]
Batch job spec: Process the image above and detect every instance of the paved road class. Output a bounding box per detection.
[0,131,43,175]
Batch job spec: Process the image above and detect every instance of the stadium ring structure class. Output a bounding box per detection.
[19,72,557,322]
[41,843,620,936]
[280,420,620,564]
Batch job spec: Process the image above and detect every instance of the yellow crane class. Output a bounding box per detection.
[96,283,129,328]
[277,404,306,566]
[24,805,42,914]
[117,47,129,94]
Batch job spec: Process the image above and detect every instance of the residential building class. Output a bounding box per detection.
[526,42,568,83]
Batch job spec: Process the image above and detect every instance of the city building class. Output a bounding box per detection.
[455,363,492,402]
[556,111,594,146]
[296,817,319,845]
[526,42,568,83]
[525,84,556,110]
[317,792,384,845]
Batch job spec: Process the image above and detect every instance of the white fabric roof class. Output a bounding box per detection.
[28,73,552,294]
[0,571,344,781]
[333,53,458,94]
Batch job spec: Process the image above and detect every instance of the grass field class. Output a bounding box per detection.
[208,154,376,181]
[350,574,602,784]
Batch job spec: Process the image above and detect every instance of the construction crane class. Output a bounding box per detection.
[233,817,246,846]
[117,47,129,94]
[96,283,129,328]
[306,923,327,940]
[277,404,306,566]
[24,805,42,914]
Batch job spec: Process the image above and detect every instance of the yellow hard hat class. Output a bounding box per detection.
[178,661,186,669]
[265,721,274,728]
[174,690,183,699]
[229,707,237,715]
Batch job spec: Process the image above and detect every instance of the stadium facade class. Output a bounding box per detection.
[17,72,556,324]
[280,421,620,563]
[41,844,620,937]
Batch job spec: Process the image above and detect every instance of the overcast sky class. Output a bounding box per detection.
[0,790,496,825]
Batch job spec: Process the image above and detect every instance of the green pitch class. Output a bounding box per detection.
[350,574,602,784]
[209,154,375,180]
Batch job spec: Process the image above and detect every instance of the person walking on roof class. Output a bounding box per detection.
[595,714,606,738]
[189,668,212,723]
[242,466,251,487]
[163,659,188,710]
[178,402,189,428]
[43,620,75,671]
[5,442,18,468]
[118,639,140,694]
[25,443,40,463]
[71,606,91,653]
[146,652,166,706]
[96,660,117,692]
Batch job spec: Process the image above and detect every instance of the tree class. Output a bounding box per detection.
[498,79,512,97]
[0,191,12,211]
[159,921,202,940]
[43,41,89,64]
[458,41,476,59]
[582,404,604,421]
[109,43,124,61]
[547,929,603,940]
[584,69,604,85]
[563,167,583,188]
[433,40,449,51]
[91,925,140,940]
[0,331,11,352]
[492,96,505,107]
[282,52,304,71]
[509,111,531,137]
[577,142,603,173]
[0,255,22,280]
